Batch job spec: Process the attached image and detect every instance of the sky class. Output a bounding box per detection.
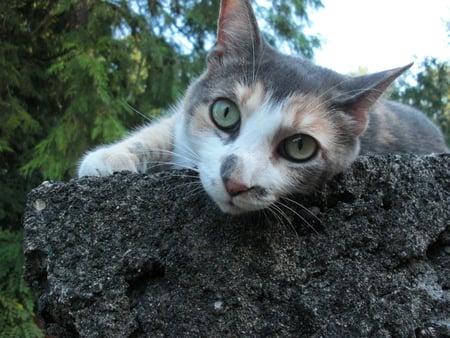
[304,0,449,74]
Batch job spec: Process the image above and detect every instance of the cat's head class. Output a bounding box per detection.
[174,0,410,214]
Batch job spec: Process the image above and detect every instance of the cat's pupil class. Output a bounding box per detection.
[293,136,303,150]
[223,107,230,118]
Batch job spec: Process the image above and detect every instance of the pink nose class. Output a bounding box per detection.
[225,180,250,196]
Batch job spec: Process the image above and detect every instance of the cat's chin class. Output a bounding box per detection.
[214,197,272,215]
[217,202,260,215]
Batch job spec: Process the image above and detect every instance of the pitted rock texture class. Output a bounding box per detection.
[23,154,450,337]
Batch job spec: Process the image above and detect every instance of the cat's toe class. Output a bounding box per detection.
[78,148,139,177]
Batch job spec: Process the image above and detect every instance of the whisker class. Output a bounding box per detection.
[270,203,300,240]
[147,148,200,166]
[281,196,324,229]
[126,103,155,123]
[144,160,199,173]
[166,180,202,195]
[148,173,200,183]
[127,146,199,173]
[265,205,284,226]
[264,207,289,237]
[188,186,207,198]
[275,200,320,236]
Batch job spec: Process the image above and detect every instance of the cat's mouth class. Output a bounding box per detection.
[199,167,275,215]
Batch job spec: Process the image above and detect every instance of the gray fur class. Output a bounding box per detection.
[192,0,448,156]
[361,100,448,154]
[220,154,238,182]
[180,0,449,213]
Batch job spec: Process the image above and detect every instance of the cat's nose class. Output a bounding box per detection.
[225,180,250,197]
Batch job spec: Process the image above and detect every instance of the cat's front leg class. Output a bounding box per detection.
[78,113,178,177]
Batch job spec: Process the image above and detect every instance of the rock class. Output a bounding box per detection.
[23,154,450,337]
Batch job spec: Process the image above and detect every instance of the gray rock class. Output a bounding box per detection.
[23,154,450,337]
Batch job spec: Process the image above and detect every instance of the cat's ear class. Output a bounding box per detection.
[335,64,412,136]
[208,0,264,64]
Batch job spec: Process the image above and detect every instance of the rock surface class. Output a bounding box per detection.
[23,154,450,337]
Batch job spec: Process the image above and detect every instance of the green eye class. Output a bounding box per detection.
[279,134,318,162]
[211,99,240,131]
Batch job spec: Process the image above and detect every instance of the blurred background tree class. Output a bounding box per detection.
[0,0,322,335]
[390,58,450,146]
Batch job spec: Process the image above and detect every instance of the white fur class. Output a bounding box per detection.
[78,113,179,177]
[193,96,288,214]
[78,145,139,177]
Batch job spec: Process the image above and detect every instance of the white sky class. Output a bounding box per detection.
[305,0,449,74]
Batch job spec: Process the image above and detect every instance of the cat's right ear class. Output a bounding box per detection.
[208,0,264,64]
[335,64,412,136]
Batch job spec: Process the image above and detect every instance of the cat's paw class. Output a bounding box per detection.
[78,147,139,177]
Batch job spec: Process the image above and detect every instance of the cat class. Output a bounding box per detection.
[78,0,448,215]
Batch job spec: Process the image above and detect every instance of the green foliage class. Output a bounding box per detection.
[0,230,43,338]
[261,0,323,58]
[391,58,450,146]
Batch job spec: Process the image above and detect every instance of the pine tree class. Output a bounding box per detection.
[0,231,43,338]
[391,58,450,146]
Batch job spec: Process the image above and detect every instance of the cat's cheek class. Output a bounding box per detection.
[198,170,231,210]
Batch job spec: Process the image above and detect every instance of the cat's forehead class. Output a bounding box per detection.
[234,81,266,113]
[207,51,342,101]
[234,81,324,118]
[236,81,333,128]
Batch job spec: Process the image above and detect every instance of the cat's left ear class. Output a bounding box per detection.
[208,0,265,64]
[336,63,412,136]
